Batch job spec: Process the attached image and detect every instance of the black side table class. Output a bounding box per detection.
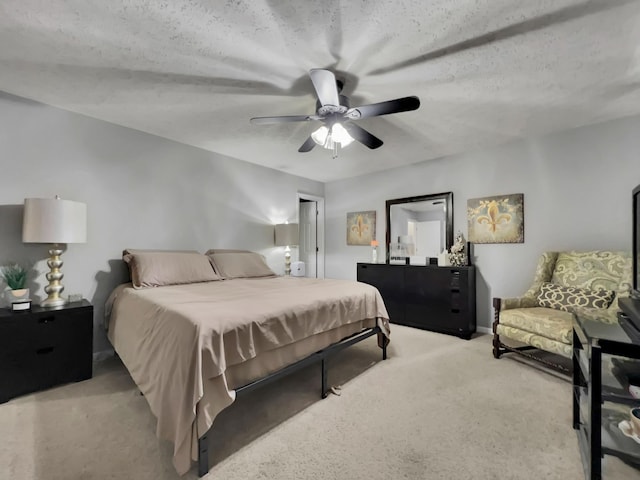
[572,309,640,479]
[0,299,93,403]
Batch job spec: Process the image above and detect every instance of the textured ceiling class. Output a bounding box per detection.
[1,0,640,182]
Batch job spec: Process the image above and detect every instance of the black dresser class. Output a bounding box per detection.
[0,300,93,403]
[357,263,476,339]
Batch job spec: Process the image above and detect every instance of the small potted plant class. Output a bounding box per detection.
[1,263,30,307]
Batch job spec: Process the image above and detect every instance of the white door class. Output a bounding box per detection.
[415,221,441,257]
[299,200,317,277]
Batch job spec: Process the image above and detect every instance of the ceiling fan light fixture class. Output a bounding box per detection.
[311,123,354,150]
[311,125,329,146]
[250,69,419,154]
[331,123,354,147]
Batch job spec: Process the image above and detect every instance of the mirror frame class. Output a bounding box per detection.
[385,192,454,263]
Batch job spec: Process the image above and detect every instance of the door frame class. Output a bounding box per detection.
[297,192,325,279]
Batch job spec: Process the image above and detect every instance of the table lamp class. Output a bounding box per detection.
[274,223,299,275]
[22,196,87,307]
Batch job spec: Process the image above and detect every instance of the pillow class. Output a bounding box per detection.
[205,250,276,279]
[122,249,220,289]
[537,282,615,312]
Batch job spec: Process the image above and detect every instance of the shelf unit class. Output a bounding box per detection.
[572,311,640,479]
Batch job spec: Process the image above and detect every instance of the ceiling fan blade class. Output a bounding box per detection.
[344,96,420,120]
[298,136,316,153]
[344,123,384,149]
[309,69,340,107]
[250,115,321,125]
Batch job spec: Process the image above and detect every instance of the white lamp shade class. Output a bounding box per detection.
[23,197,87,244]
[275,223,299,246]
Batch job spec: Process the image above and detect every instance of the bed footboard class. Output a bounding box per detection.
[197,325,387,477]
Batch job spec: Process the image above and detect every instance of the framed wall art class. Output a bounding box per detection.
[467,194,524,244]
[346,211,376,245]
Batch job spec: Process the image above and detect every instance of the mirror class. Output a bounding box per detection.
[385,192,453,264]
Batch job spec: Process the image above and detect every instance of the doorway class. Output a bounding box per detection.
[297,193,325,278]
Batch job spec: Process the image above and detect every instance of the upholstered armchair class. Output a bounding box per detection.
[492,251,632,372]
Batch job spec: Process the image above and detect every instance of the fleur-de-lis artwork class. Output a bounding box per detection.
[346,211,376,245]
[467,194,524,244]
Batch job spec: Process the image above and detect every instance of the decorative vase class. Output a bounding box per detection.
[370,240,379,263]
[6,288,30,304]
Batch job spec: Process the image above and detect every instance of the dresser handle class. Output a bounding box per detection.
[38,316,55,324]
[36,347,54,355]
[451,309,460,314]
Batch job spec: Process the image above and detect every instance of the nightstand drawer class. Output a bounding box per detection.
[1,342,89,395]
[0,308,90,352]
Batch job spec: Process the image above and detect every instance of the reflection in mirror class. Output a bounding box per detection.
[385,192,453,264]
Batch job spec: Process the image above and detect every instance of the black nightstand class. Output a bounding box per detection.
[0,299,93,403]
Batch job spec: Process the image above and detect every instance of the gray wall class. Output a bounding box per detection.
[0,93,323,354]
[3,90,639,349]
[325,114,640,330]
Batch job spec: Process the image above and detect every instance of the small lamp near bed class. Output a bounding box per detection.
[22,196,87,307]
[274,223,298,275]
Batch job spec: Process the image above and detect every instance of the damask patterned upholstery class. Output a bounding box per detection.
[537,282,615,312]
[493,250,632,361]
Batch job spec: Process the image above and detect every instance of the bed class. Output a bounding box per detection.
[105,249,390,476]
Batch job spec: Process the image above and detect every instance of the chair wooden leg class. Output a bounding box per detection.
[492,297,502,359]
[492,334,502,359]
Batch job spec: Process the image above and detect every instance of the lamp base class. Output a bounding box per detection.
[40,297,66,308]
[40,244,66,308]
[284,248,291,276]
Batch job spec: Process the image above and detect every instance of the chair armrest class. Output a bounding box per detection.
[494,296,538,311]
[492,296,537,333]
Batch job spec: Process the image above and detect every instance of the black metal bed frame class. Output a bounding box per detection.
[196,325,388,477]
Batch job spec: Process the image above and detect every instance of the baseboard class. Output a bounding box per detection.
[476,326,492,335]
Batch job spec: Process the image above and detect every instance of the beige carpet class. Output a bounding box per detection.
[1,326,638,480]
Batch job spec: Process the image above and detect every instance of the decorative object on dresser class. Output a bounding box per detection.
[448,231,467,267]
[0,299,93,403]
[22,196,87,307]
[493,250,632,374]
[346,211,376,246]
[357,263,476,339]
[385,192,453,264]
[274,222,298,275]
[0,263,31,311]
[467,193,524,244]
[370,240,379,263]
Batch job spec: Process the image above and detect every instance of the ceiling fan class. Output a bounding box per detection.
[250,69,420,157]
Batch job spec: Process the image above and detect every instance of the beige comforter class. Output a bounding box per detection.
[106,276,389,475]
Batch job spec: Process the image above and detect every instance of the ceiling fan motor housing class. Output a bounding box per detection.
[250,69,420,152]
[316,94,350,116]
